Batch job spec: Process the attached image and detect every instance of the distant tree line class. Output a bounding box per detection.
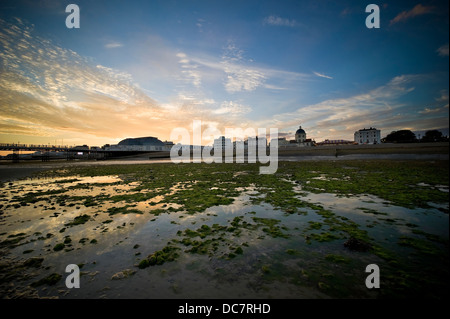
[381,129,449,143]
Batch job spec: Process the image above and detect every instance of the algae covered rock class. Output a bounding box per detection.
[343,237,372,252]
[137,245,180,269]
[111,269,136,280]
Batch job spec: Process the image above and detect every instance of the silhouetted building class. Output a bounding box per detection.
[118,136,165,147]
[107,136,170,151]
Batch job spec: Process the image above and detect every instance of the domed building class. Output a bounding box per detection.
[295,126,306,143]
[293,126,313,146]
[271,125,314,148]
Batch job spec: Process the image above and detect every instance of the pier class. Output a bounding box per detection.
[0,143,168,162]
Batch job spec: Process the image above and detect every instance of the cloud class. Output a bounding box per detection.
[220,43,266,93]
[437,44,449,57]
[189,50,310,93]
[390,4,434,25]
[212,101,251,115]
[436,89,449,102]
[419,107,446,114]
[0,19,276,145]
[0,18,177,144]
[177,52,202,88]
[264,84,288,90]
[263,15,297,27]
[313,71,333,79]
[435,89,449,109]
[105,42,123,49]
[254,74,426,141]
[196,18,206,32]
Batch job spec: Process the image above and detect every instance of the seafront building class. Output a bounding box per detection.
[213,136,232,151]
[247,136,267,149]
[354,127,381,144]
[273,126,314,148]
[316,139,356,146]
[104,136,173,152]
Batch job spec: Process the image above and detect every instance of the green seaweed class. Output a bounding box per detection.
[138,245,181,268]
[285,249,299,255]
[398,236,441,255]
[23,257,44,268]
[107,205,143,215]
[31,273,62,287]
[53,243,65,251]
[65,214,91,226]
[324,254,350,264]
[357,207,388,215]
[252,217,290,238]
[6,159,447,299]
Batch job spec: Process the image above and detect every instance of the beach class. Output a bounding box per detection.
[0,154,448,299]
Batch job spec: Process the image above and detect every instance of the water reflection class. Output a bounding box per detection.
[0,172,448,299]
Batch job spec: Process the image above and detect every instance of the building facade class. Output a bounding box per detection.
[272,126,314,148]
[247,136,267,152]
[213,136,232,152]
[354,127,381,144]
[295,126,307,143]
[106,136,171,151]
[294,126,313,147]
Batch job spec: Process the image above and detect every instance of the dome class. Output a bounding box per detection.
[295,126,305,135]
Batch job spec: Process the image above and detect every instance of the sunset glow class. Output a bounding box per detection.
[1,1,448,147]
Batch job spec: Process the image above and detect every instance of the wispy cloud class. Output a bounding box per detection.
[255,75,426,140]
[212,101,252,115]
[0,18,168,143]
[390,4,434,25]
[220,43,266,93]
[176,52,202,88]
[435,89,449,108]
[313,71,333,79]
[437,44,449,57]
[0,19,262,145]
[263,15,297,27]
[196,18,206,32]
[436,89,449,101]
[105,41,123,49]
[419,107,446,114]
[189,48,310,92]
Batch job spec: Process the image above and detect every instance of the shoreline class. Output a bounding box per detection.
[277,141,449,156]
[0,154,448,183]
[0,142,448,183]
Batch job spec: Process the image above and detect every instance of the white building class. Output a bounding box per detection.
[354,127,381,144]
[247,136,267,152]
[213,136,232,153]
[275,137,290,146]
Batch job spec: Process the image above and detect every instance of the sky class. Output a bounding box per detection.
[0,0,448,147]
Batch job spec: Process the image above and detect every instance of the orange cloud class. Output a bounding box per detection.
[390,4,434,25]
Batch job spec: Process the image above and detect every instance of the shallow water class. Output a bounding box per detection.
[0,171,448,299]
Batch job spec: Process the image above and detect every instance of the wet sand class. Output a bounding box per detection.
[1,142,448,183]
[0,160,448,299]
[0,166,49,183]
